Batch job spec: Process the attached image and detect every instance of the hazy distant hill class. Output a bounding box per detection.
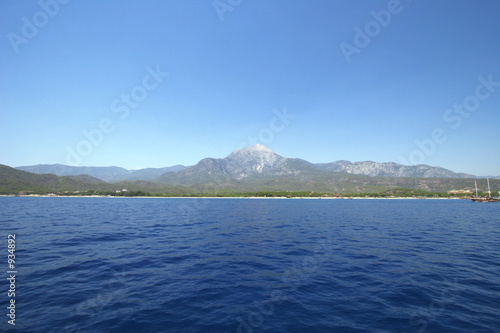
[0,165,191,195]
[15,164,129,181]
[0,164,113,194]
[118,165,187,181]
[16,164,187,182]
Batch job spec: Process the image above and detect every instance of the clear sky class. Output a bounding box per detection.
[1,0,499,176]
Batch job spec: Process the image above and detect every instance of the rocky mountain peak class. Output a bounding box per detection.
[226,144,281,159]
[224,144,286,178]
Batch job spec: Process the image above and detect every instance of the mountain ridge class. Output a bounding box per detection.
[2,163,498,195]
[14,145,477,186]
[16,163,188,182]
[156,144,475,184]
[315,160,475,178]
[0,164,114,194]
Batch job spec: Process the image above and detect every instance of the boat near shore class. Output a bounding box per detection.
[471,179,500,202]
[471,198,500,202]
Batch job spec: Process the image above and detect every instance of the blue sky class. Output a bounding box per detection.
[1,0,499,176]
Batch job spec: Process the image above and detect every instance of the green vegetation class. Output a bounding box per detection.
[0,164,112,194]
[10,188,480,199]
[2,164,498,198]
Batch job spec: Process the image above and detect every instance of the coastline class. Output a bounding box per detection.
[0,194,465,200]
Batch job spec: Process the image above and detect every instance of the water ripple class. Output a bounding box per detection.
[1,197,499,332]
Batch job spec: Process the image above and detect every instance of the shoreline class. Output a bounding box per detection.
[0,195,467,200]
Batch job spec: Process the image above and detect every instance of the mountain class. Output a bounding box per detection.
[6,145,490,194]
[0,164,113,194]
[0,164,194,195]
[14,146,476,183]
[1,159,498,195]
[15,164,129,181]
[315,161,475,178]
[157,144,475,183]
[225,144,288,178]
[15,164,187,182]
[156,144,319,185]
[154,144,482,192]
[115,165,187,181]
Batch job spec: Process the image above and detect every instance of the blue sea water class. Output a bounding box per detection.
[1,197,500,333]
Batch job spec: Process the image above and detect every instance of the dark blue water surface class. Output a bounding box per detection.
[1,197,500,332]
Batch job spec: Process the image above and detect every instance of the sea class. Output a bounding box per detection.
[1,197,499,333]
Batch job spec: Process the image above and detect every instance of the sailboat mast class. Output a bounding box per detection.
[487,178,491,197]
[475,181,478,197]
